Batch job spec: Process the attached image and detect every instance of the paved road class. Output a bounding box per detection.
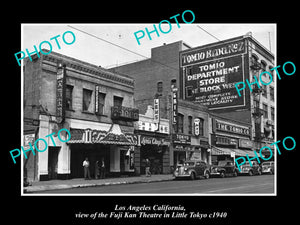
[39,174,274,194]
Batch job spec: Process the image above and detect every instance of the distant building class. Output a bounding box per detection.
[23,51,138,181]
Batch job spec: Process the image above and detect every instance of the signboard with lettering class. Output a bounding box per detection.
[153,98,160,123]
[138,135,170,147]
[172,134,191,145]
[95,85,100,115]
[194,118,200,136]
[239,138,253,149]
[56,63,66,124]
[172,88,178,124]
[180,37,249,110]
[215,119,251,137]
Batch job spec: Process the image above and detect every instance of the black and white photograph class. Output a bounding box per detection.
[4,5,298,225]
[21,23,277,195]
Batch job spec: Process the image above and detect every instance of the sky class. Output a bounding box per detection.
[22,23,276,68]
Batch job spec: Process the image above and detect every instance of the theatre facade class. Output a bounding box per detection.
[23,51,139,181]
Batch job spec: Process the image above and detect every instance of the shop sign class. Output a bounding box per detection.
[24,134,35,146]
[194,118,200,136]
[172,134,191,145]
[215,119,250,137]
[138,135,170,147]
[111,105,139,121]
[136,121,169,134]
[172,88,178,124]
[174,145,195,151]
[95,85,100,115]
[56,63,66,124]
[153,98,160,123]
[239,139,253,149]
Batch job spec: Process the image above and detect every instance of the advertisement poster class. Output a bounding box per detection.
[4,5,298,225]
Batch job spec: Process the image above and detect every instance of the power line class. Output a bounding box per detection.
[67,25,179,72]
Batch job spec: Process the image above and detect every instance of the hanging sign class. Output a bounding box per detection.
[194,118,200,136]
[172,88,178,124]
[56,63,66,124]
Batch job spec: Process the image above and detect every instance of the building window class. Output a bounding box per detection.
[177,113,184,133]
[113,96,123,107]
[82,88,93,112]
[270,86,274,101]
[199,118,204,136]
[271,106,275,121]
[263,103,268,119]
[262,85,267,98]
[186,86,193,98]
[260,60,267,71]
[66,85,73,110]
[188,116,193,135]
[157,81,163,94]
[98,92,106,115]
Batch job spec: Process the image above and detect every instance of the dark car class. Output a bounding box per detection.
[174,160,210,180]
[238,161,262,176]
[261,161,274,174]
[210,160,239,178]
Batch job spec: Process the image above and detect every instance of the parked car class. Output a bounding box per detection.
[174,160,210,180]
[210,160,239,178]
[261,161,274,174]
[238,161,262,176]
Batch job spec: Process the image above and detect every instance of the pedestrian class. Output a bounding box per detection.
[100,158,106,179]
[83,157,91,180]
[145,158,151,177]
[95,160,100,179]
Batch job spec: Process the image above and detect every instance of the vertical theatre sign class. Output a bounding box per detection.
[153,98,160,131]
[56,63,66,124]
[180,38,248,110]
[172,87,178,124]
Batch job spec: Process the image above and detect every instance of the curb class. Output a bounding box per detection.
[24,177,175,193]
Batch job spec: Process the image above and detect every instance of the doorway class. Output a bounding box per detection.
[48,147,60,180]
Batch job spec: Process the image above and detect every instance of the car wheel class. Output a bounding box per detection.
[204,171,210,179]
[220,171,225,178]
[190,172,196,180]
[248,170,253,176]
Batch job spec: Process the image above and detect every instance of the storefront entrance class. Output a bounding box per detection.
[48,147,60,180]
[70,144,110,178]
[140,145,164,175]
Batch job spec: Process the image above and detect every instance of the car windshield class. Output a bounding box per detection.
[184,162,195,166]
[262,162,270,166]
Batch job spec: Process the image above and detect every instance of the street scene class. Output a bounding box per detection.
[22,24,276,195]
[30,174,274,194]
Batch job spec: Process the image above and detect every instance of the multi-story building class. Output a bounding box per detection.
[110,41,211,171]
[179,34,275,159]
[23,51,139,181]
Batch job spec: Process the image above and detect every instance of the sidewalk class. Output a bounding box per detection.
[24,174,174,193]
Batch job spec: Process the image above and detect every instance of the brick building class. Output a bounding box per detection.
[23,51,138,181]
[110,41,211,169]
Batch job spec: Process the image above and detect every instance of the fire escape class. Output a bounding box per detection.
[250,57,264,148]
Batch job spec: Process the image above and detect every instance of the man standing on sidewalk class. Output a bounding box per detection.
[145,158,151,177]
[100,158,106,179]
[83,157,91,180]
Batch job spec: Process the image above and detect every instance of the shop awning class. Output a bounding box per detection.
[67,124,135,146]
[211,147,233,155]
[95,124,135,146]
[211,147,257,157]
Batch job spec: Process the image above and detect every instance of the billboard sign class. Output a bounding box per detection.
[180,38,248,110]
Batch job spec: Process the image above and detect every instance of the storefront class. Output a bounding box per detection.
[68,123,136,178]
[172,133,210,165]
[137,133,170,175]
[210,117,255,164]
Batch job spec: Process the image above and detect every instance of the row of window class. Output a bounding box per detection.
[65,85,123,115]
[177,114,204,136]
